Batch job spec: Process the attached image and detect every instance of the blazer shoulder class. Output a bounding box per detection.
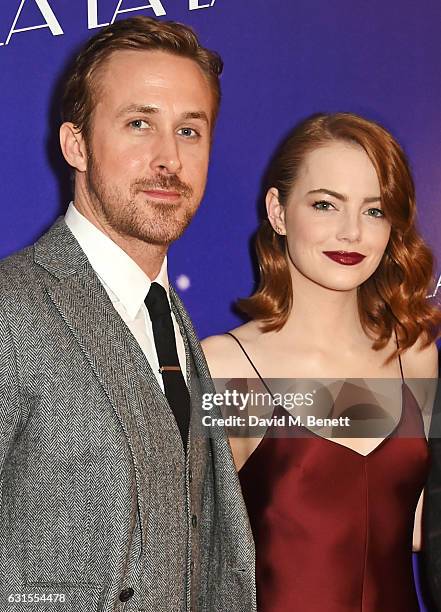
[0,245,44,308]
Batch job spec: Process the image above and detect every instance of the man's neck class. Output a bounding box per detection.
[72,200,167,281]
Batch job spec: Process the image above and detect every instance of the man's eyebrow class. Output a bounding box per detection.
[307,188,381,203]
[116,104,159,118]
[181,111,209,124]
[115,106,209,125]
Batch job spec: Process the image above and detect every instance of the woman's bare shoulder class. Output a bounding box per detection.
[201,321,262,378]
[400,337,438,379]
[400,337,438,415]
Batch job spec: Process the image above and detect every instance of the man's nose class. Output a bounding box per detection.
[149,132,182,174]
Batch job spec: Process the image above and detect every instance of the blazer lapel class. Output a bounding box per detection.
[169,287,210,381]
[170,288,195,389]
[35,217,180,437]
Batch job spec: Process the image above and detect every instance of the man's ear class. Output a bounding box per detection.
[59,122,88,172]
[265,187,286,235]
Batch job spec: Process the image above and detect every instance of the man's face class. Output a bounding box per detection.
[83,49,213,245]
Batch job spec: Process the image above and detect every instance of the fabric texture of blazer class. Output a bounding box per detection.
[0,217,256,612]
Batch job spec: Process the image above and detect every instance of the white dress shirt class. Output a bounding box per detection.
[64,202,186,391]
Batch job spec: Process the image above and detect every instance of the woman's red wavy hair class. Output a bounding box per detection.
[238,113,441,360]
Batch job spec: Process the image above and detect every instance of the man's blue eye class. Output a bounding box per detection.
[130,120,148,129]
[178,127,198,138]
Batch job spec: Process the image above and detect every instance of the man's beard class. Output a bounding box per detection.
[86,154,198,246]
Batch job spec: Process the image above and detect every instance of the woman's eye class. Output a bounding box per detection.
[312,200,335,211]
[365,208,384,218]
[130,119,149,130]
[178,127,199,138]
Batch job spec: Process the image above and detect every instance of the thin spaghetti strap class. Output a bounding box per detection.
[225,332,274,397]
[394,327,404,382]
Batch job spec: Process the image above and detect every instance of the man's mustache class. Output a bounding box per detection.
[132,175,193,199]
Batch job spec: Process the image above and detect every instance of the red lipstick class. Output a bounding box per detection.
[323,251,366,265]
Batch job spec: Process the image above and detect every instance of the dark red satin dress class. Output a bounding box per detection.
[239,384,429,612]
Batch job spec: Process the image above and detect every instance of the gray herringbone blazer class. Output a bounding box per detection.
[0,218,256,612]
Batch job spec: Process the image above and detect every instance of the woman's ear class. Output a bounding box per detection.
[266,187,286,235]
[59,122,88,172]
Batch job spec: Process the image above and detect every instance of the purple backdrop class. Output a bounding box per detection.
[0,1,440,609]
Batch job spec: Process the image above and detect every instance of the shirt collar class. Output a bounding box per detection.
[64,202,170,320]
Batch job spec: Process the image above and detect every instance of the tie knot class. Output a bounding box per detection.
[145,282,170,319]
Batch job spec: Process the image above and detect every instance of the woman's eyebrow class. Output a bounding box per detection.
[307,188,381,203]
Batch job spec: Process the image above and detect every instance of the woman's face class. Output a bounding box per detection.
[267,141,391,292]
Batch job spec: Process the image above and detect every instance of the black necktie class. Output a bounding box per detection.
[145,282,190,448]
